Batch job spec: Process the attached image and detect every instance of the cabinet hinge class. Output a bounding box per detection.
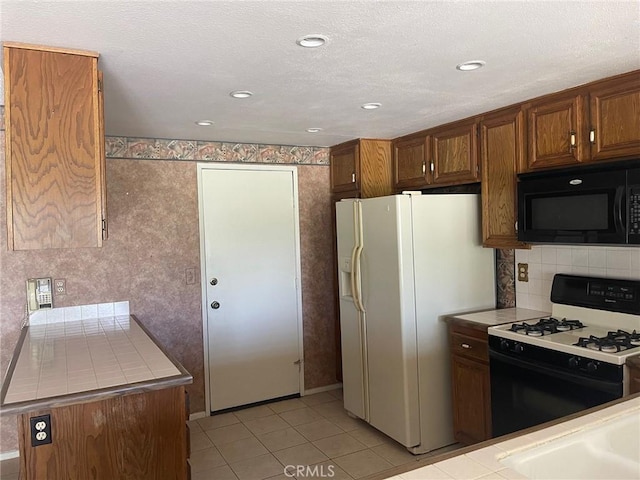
[101,218,107,240]
[98,79,103,92]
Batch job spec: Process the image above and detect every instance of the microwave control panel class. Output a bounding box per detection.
[630,186,640,235]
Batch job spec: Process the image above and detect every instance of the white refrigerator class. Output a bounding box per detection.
[336,193,496,454]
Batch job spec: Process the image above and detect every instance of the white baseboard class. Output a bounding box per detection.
[303,383,342,396]
[0,450,19,461]
[189,411,207,421]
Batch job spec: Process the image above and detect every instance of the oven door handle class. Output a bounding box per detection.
[489,350,621,395]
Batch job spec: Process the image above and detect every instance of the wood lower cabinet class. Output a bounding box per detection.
[330,139,392,198]
[628,356,640,395]
[3,42,107,250]
[480,108,528,248]
[17,386,189,480]
[449,319,492,445]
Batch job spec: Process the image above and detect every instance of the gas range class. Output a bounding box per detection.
[488,274,640,437]
[489,275,640,366]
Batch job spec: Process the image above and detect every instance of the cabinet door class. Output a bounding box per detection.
[480,109,528,248]
[451,355,491,445]
[524,93,588,171]
[4,44,104,250]
[359,139,393,198]
[330,141,359,193]
[97,71,108,240]
[431,120,479,185]
[589,75,640,161]
[393,134,429,190]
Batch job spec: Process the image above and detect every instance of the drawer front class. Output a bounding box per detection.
[451,333,488,362]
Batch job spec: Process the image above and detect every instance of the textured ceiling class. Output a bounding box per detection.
[1,1,639,147]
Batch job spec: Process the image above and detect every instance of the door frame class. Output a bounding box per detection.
[196,163,305,414]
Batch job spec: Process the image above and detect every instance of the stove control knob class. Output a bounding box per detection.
[568,357,579,368]
[500,339,509,350]
[514,343,524,353]
[587,361,598,372]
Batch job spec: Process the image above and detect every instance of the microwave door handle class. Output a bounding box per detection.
[613,186,626,232]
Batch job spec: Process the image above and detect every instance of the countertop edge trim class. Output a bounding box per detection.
[0,319,30,406]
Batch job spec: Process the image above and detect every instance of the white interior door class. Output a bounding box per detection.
[198,165,303,412]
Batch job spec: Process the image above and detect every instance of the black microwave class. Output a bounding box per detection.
[517,160,640,245]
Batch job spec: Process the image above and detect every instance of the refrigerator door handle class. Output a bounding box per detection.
[350,202,361,312]
[354,201,366,313]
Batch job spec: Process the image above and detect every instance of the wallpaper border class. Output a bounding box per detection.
[0,106,330,165]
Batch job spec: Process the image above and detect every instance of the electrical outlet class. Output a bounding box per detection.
[30,414,52,447]
[54,279,66,295]
[517,263,529,282]
[185,268,197,285]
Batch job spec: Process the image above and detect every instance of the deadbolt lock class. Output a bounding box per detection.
[211,301,220,309]
[210,278,218,286]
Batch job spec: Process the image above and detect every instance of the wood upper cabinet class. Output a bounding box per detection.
[393,120,479,191]
[393,133,429,189]
[480,108,528,249]
[448,319,492,445]
[523,92,588,171]
[330,139,392,198]
[589,74,640,161]
[4,43,107,250]
[431,120,479,185]
[522,70,640,172]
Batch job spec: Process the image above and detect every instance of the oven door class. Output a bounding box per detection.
[489,350,622,438]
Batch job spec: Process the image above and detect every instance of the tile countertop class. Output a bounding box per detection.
[379,394,640,480]
[448,308,550,327]
[0,302,192,415]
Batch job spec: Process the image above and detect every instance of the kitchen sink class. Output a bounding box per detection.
[500,410,640,480]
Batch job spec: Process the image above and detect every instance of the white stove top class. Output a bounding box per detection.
[489,304,640,365]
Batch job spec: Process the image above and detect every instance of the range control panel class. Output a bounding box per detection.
[588,282,636,302]
[551,274,640,315]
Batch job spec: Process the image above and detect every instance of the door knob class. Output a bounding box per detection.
[210,278,218,286]
[211,301,220,309]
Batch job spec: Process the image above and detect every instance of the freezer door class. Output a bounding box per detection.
[335,200,367,420]
[359,195,421,447]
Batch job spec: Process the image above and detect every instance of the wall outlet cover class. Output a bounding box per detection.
[30,414,52,447]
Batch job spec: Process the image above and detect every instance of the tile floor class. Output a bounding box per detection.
[0,389,460,480]
[187,389,460,480]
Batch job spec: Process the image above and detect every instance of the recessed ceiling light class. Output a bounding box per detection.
[195,120,214,126]
[361,103,382,110]
[456,60,486,71]
[230,90,253,98]
[296,35,328,48]
[306,127,323,133]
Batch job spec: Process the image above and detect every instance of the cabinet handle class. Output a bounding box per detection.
[430,161,435,172]
[422,162,426,175]
[515,221,518,232]
[351,172,356,183]
[461,343,471,349]
[589,129,596,144]
[569,131,576,149]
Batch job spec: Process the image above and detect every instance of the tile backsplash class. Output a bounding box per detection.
[515,246,640,311]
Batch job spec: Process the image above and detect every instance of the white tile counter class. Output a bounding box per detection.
[379,395,640,480]
[0,302,191,415]
[449,308,550,327]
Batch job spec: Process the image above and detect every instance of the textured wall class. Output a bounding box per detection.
[0,131,336,453]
